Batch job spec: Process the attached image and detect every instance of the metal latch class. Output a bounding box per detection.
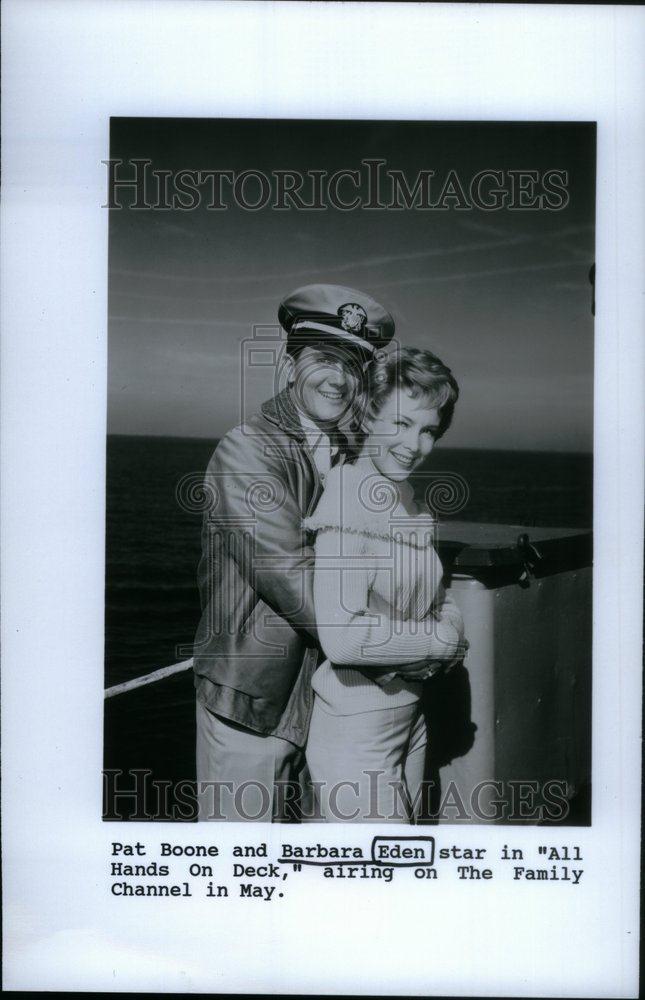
[516,532,541,587]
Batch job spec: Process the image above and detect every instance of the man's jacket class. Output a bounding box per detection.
[193,389,345,746]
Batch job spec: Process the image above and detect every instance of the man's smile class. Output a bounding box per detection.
[317,388,345,401]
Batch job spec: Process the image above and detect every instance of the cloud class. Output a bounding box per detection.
[376,258,588,289]
[109,223,594,295]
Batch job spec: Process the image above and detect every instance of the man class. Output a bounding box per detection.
[193,284,396,821]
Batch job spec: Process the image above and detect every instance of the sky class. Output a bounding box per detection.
[108,119,595,451]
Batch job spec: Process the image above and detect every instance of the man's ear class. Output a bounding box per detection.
[282,352,296,385]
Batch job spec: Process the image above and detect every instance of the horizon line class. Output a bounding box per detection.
[106,431,593,457]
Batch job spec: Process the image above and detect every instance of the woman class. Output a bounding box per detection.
[304,347,466,823]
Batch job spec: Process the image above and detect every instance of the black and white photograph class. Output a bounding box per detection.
[104,118,595,825]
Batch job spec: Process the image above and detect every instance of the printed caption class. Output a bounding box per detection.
[108,838,585,900]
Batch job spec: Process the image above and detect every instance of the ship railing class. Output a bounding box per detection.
[104,659,193,699]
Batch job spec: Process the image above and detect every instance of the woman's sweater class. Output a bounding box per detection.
[303,455,465,714]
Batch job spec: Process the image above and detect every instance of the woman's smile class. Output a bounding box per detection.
[389,448,418,470]
[367,387,443,481]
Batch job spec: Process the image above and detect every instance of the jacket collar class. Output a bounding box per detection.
[261,388,307,440]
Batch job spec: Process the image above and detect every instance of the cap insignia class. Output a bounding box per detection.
[338,303,368,335]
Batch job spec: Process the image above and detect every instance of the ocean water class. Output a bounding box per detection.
[103,434,592,810]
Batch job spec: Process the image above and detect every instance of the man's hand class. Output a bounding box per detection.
[394,658,443,681]
[446,638,469,667]
[395,639,469,681]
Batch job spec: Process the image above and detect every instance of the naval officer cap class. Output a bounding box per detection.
[278,284,395,356]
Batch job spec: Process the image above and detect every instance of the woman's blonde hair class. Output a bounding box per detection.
[367,346,459,439]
